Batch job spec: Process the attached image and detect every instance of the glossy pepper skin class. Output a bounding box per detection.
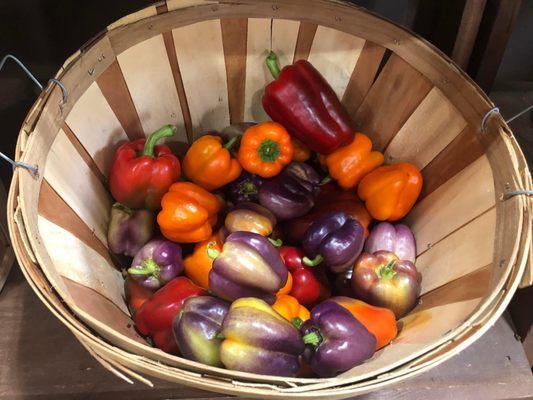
[259,162,321,220]
[109,125,181,210]
[351,251,421,318]
[135,277,207,354]
[279,246,330,308]
[124,277,154,317]
[302,211,365,274]
[291,138,311,162]
[225,171,263,204]
[358,163,423,221]
[263,51,355,155]
[107,203,154,257]
[182,230,224,289]
[173,296,230,367]
[209,232,288,304]
[225,202,276,236]
[237,122,293,178]
[183,135,242,191]
[301,301,376,377]
[219,298,305,376]
[273,294,310,327]
[158,182,221,243]
[365,222,416,263]
[331,296,397,350]
[320,133,384,190]
[128,239,184,290]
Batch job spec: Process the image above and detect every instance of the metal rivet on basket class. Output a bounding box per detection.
[499,259,506,268]
[88,68,95,76]
[480,107,500,133]
[335,16,342,22]
[272,4,279,11]
[393,38,400,46]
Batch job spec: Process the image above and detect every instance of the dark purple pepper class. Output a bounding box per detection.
[107,203,154,257]
[301,301,376,377]
[225,171,264,204]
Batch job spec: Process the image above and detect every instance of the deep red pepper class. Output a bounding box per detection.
[109,125,181,210]
[135,277,207,354]
[279,246,330,308]
[262,52,355,155]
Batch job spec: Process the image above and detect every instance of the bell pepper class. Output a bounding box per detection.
[124,277,154,317]
[330,296,397,350]
[277,271,293,295]
[279,246,330,307]
[302,211,365,274]
[291,138,311,162]
[259,162,321,220]
[135,277,207,354]
[219,297,304,376]
[109,125,181,210]
[351,251,421,318]
[263,51,355,155]
[183,230,224,289]
[107,203,154,257]
[225,171,264,204]
[319,133,384,190]
[300,301,376,377]
[183,135,242,191]
[357,163,423,221]
[273,294,310,327]
[209,231,288,304]
[225,202,276,236]
[128,238,184,290]
[365,222,416,263]
[157,182,222,243]
[172,296,230,367]
[237,122,293,178]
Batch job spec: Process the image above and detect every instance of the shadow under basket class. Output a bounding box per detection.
[7,0,532,398]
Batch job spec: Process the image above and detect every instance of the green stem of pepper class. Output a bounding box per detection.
[224,136,240,151]
[257,139,280,163]
[302,331,322,347]
[268,238,283,247]
[303,255,324,267]
[128,258,159,276]
[292,317,303,329]
[266,50,281,79]
[319,175,332,185]
[206,241,220,260]
[375,259,397,279]
[112,202,133,216]
[142,125,177,157]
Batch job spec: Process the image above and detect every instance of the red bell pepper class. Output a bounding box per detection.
[279,246,330,308]
[109,125,181,210]
[262,51,355,155]
[135,277,207,354]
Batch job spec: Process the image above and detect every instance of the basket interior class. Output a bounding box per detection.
[23,1,508,387]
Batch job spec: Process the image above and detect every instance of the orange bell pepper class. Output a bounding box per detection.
[183,135,242,191]
[183,230,224,289]
[237,122,293,178]
[273,294,310,327]
[277,272,293,295]
[331,296,397,350]
[357,162,423,221]
[158,182,221,243]
[320,133,384,190]
[291,138,311,162]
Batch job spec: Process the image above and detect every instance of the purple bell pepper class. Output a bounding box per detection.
[224,202,277,236]
[172,296,230,367]
[209,232,288,304]
[364,222,416,263]
[301,300,376,377]
[128,238,184,290]
[225,171,264,204]
[302,211,365,274]
[258,162,321,220]
[107,202,154,257]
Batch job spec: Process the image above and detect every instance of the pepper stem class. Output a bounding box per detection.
[112,202,133,215]
[241,181,258,195]
[224,136,240,150]
[302,331,322,347]
[375,259,397,279]
[215,332,225,340]
[320,175,332,185]
[257,139,280,163]
[142,125,177,157]
[206,241,220,260]
[128,258,159,276]
[303,255,324,267]
[268,238,283,247]
[266,50,281,79]
[292,317,303,329]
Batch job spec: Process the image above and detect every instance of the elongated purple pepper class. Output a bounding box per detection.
[301,301,376,377]
[209,232,288,304]
[107,202,154,257]
[364,222,416,263]
[128,238,183,290]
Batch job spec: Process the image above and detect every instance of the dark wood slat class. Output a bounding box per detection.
[97,60,145,140]
[342,41,386,115]
[451,0,487,69]
[220,18,248,125]
[293,21,317,62]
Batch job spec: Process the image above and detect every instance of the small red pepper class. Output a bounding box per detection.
[279,246,330,308]
[109,125,181,210]
[262,51,355,155]
[135,277,207,354]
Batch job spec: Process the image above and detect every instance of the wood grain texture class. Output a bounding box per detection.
[244,18,299,122]
[451,0,487,69]
[307,25,366,98]
[342,41,386,115]
[97,60,145,140]
[293,21,317,62]
[355,53,433,150]
[385,87,468,169]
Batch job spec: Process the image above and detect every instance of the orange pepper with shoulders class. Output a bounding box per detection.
[183,230,224,289]
[272,294,310,327]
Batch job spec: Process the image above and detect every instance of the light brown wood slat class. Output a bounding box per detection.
[451,0,487,69]
[221,18,248,125]
[96,60,145,140]
[420,126,484,199]
[354,53,433,151]
[342,41,386,115]
[293,21,317,62]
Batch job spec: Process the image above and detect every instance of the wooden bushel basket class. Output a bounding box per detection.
[7,0,532,398]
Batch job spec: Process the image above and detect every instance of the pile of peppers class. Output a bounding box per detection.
[105,52,426,378]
